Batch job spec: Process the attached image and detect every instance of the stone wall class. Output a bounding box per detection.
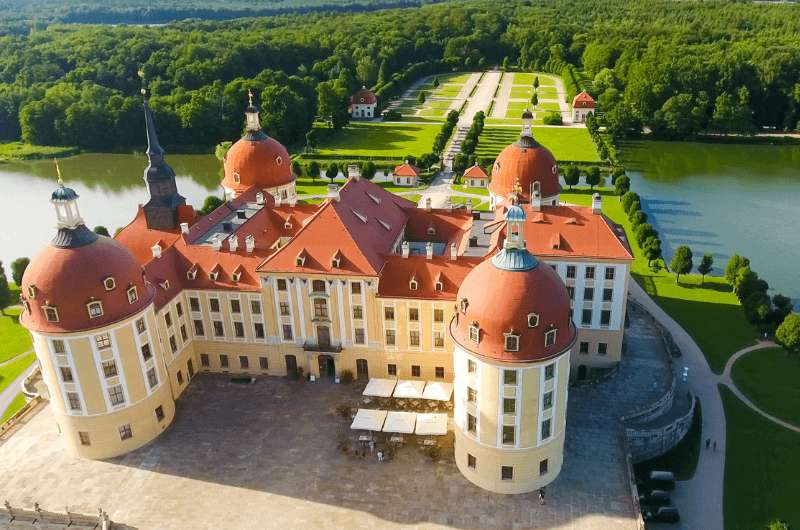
[621,376,675,425]
[625,395,696,464]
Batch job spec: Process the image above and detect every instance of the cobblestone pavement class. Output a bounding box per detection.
[0,308,671,530]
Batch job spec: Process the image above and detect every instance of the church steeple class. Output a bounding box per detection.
[141,89,185,230]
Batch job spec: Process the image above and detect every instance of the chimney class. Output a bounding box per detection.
[532,191,542,212]
[401,241,410,258]
[245,234,255,253]
[425,197,432,212]
[211,235,223,251]
[151,244,161,259]
[288,194,297,207]
[592,193,602,214]
[425,241,433,260]
[348,164,361,181]
[180,222,189,234]
[466,201,473,213]
[274,194,282,207]
[327,184,340,202]
[450,242,457,261]
[256,192,265,205]
[228,234,238,252]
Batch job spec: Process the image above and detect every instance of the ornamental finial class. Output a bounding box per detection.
[248,89,254,107]
[54,158,63,186]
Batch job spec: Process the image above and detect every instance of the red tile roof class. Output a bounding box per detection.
[351,87,377,105]
[378,255,482,300]
[403,208,473,253]
[572,90,596,109]
[463,164,489,179]
[393,163,420,177]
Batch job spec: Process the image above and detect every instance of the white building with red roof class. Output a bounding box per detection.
[349,86,377,119]
[572,90,596,123]
[392,162,420,186]
[462,164,489,188]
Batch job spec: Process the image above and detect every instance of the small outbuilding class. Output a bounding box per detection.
[392,162,421,187]
[462,164,489,188]
[572,91,596,123]
[350,86,378,119]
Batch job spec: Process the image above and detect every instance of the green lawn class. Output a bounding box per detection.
[397,193,421,204]
[456,185,490,196]
[431,86,462,98]
[561,188,756,372]
[1,392,26,423]
[0,307,32,363]
[476,126,599,163]
[0,141,78,160]
[377,182,426,193]
[0,352,35,395]
[435,72,471,84]
[720,384,800,530]
[451,196,490,211]
[512,72,556,86]
[314,123,440,158]
[731,347,800,425]
[294,176,346,196]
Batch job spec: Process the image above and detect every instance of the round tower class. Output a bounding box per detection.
[449,204,575,493]
[19,173,176,459]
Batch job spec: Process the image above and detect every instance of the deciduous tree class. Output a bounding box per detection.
[670,245,693,283]
[697,253,714,284]
[10,257,29,286]
[775,314,800,352]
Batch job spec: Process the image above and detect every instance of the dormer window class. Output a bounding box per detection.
[545,328,557,347]
[427,226,436,236]
[284,221,293,230]
[435,281,443,292]
[331,256,341,268]
[459,298,469,313]
[527,313,540,328]
[232,270,242,282]
[233,171,241,184]
[43,305,59,323]
[275,155,283,166]
[159,280,170,291]
[209,269,219,281]
[87,301,103,319]
[187,268,197,280]
[533,181,541,194]
[28,285,37,299]
[409,279,418,291]
[126,286,138,304]
[103,277,116,291]
[504,332,520,352]
[469,323,480,344]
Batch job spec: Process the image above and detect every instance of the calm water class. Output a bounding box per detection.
[0,153,221,269]
[621,141,800,302]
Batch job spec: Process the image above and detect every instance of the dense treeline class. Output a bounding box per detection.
[0,0,799,151]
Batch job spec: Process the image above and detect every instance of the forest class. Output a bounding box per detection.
[0,0,799,151]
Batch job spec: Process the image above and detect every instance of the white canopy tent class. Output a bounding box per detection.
[421,382,453,402]
[362,378,398,398]
[350,409,388,432]
[382,411,417,434]
[393,380,426,399]
[414,413,448,436]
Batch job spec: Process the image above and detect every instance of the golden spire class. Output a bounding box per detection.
[54,158,63,186]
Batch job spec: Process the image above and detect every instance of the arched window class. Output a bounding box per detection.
[504,332,520,352]
[409,279,418,291]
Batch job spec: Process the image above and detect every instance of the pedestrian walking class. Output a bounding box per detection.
[713,441,717,452]
[538,488,546,505]
[705,438,710,449]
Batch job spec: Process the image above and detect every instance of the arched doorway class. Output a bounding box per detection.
[577,365,587,380]
[318,355,335,379]
[285,355,298,377]
[356,359,369,380]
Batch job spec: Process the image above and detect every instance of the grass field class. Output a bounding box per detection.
[434,72,471,84]
[0,352,35,395]
[314,123,440,158]
[457,185,490,196]
[504,103,560,118]
[476,126,600,163]
[509,86,560,101]
[731,347,800,425]
[1,392,26,423]
[512,72,556,86]
[0,307,32,363]
[430,85,462,98]
[720,384,800,529]
[561,188,756,372]
[450,195,490,211]
[0,142,78,160]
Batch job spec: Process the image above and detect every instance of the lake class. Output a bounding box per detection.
[621,140,800,302]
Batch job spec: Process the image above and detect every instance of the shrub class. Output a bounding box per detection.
[542,111,563,125]
[621,191,640,214]
[339,369,354,384]
[776,313,800,352]
[629,210,647,228]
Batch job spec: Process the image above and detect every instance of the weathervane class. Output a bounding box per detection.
[54,158,63,186]
[248,89,254,106]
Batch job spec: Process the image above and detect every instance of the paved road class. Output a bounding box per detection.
[0,353,36,418]
[457,71,501,127]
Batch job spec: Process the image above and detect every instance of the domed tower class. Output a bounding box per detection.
[450,204,575,494]
[489,111,561,210]
[20,171,176,459]
[222,91,295,200]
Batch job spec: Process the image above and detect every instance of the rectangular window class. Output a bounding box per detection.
[384,306,395,320]
[409,330,420,347]
[411,365,420,377]
[566,286,575,300]
[566,265,576,279]
[584,287,594,301]
[200,353,209,367]
[94,333,111,350]
[313,298,328,319]
[582,309,592,326]
[541,418,552,439]
[279,302,290,316]
[108,385,125,406]
[52,339,66,354]
[433,308,444,323]
[220,354,229,368]
[251,300,262,315]
[277,279,287,291]
[209,298,220,312]
[503,398,516,414]
[259,357,269,370]
[352,305,363,320]
[408,307,419,322]
[164,312,172,328]
[351,281,361,295]
[141,343,152,361]
[79,431,90,446]
[434,332,444,348]
[545,329,557,347]
[176,302,183,317]
[101,359,118,378]
[354,328,365,345]
[502,425,515,445]
[467,454,476,470]
[190,297,200,312]
[600,310,611,326]
[435,366,444,378]
[539,459,549,476]
[603,288,613,302]
[545,364,555,380]
[579,341,589,354]
[605,267,616,280]
[187,359,194,378]
[155,405,165,422]
[136,318,146,334]
[240,356,249,369]
[213,321,224,337]
[180,324,188,342]
[542,391,553,410]
[598,342,608,355]
[147,367,158,389]
[387,364,397,376]
[193,319,204,336]
[118,424,133,440]
[501,466,513,481]
[282,324,293,341]
[67,392,81,411]
[503,369,517,385]
[467,413,477,434]
[169,335,177,353]
[254,322,265,339]
[468,359,476,373]
[467,387,477,403]
[176,370,184,385]
[229,299,240,313]
[59,366,73,382]
[234,322,245,338]
[585,266,595,279]
[385,329,396,346]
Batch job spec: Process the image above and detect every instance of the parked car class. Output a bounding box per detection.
[642,506,680,523]
[639,489,671,506]
[646,470,676,490]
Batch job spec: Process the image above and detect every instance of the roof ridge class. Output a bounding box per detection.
[255,199,332,271]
